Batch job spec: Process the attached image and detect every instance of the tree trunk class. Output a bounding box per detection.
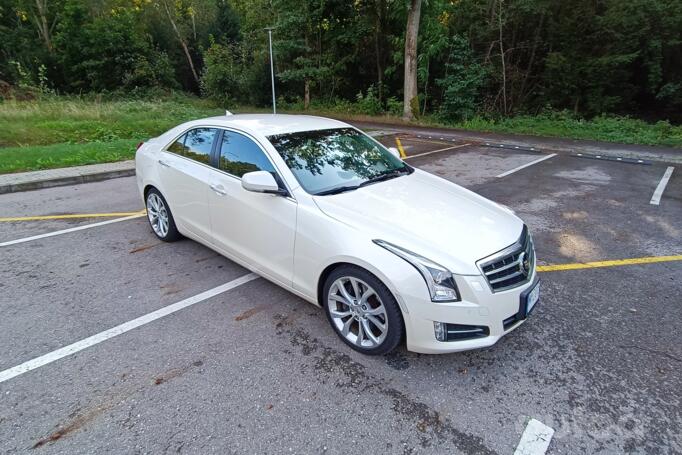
[304,79,310,110]
[32,0,53,53]
[422,57,429,116]
[518,10,546,106]
[498,0,507,115]
[402,0,422,120]
[162,1,200,86]
[374,0,384,101]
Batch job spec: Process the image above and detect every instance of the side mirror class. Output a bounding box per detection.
[242,171,285,195]
[387,147,402,159]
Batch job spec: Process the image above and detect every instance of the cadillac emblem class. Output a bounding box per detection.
[519,252,530,276]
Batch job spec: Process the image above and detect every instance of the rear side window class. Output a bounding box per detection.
[167,128,216,164]
[167,134,187,155]
[218,130,275,178]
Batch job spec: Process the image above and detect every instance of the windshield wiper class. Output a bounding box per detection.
[359,166,413,188]
[315,184,361,196]
[315,166,413,196]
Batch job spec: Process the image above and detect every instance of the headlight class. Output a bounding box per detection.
[373,240,460,302]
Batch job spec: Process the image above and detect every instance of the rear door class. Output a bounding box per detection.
[158,127,217,243]
[207,129,297,286]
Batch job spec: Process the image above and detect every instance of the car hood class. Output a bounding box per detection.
[313,169,524,275]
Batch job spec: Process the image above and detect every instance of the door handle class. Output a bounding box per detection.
[210,184,227,196]
[158,159,170,167]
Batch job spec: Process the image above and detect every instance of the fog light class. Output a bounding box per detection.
[433,321,446,342]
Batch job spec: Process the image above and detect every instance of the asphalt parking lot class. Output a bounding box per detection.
[1,129,680,454]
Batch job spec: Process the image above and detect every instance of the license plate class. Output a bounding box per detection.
[526,282,540,315]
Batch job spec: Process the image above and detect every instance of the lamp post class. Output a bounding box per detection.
[265,27,276,114]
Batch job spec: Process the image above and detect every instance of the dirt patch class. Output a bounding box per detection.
[556,231,602,262]
[195,254,220,263]
[385,351,410,371]
[32,402,114,449]
[554,166,611,185]
[283,324,497,454]
[129,243,161,254]
[153,360,204,386]
[562,211,589,220]
[160,283,183,296]
[235,305,270,321]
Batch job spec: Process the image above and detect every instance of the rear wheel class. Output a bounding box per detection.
[145,188,181,242]
[323,265,403,355]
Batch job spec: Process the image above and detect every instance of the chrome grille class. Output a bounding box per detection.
[477,226,534,292]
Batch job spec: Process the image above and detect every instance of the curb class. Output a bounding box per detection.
[350,120,682,164]
[475,139,682,164]
[0,168,136,195]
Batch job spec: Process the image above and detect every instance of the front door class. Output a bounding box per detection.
[207,129,297,286]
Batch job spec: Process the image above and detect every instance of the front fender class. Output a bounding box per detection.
[293,200,429,315]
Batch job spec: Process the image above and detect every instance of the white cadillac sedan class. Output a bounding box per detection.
[136,114,539,355]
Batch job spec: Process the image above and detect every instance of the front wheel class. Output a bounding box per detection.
[323,265,404,355]
[145,188,181,242]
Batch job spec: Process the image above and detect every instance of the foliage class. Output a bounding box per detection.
[53,0,176,92]
[200,42,242,106]
[355,86,383,116]
[451,111,682,148]
[0,0,681,134]
[435,36,488,121]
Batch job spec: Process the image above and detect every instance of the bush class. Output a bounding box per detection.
[54,1,176,92]
[241,53,274,107]
[436,36,488,121]
[123,51,178,91]
[386,97,403,117]
[200,43,242,107]
[355,85,382,116]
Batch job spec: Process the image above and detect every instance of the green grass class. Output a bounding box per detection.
[0,139,139,174]
[1,95,680,174]
[276,99,682,147]
[450,113,682,148]
[0,94,224,173]
[0,94,223,147]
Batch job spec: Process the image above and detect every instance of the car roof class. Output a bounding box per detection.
[198,114,350,137]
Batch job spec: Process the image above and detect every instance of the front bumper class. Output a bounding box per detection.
[399,271,539,354]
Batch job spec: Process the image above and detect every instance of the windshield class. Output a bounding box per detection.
[268,128,411,195]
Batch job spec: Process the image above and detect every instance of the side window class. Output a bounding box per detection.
[167,133,187,155]
[219,131,276,178]
[167,128,216,164]
[183,128,216,164]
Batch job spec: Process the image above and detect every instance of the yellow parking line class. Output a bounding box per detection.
[537,255,682,272]
[395,137,407,158]
[0,211,146,222]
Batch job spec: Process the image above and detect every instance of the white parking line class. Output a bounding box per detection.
[0,273,259,384]
[404,143,471,160]
[514,418,555,455]
[0,213,145,247]
[650,166,675,205]
[496,154,557,178]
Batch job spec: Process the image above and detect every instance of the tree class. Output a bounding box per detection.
[402,0,422,120]
[436,36,488,120]
[156,0,201,86]
[26,0,56,53]
[53,0,175,92]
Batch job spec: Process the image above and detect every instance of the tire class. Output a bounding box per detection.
[145,188,181,242]
[323,265,404,355]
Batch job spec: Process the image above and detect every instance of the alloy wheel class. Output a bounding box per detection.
[327,276,388,348]
[146,192,169,238]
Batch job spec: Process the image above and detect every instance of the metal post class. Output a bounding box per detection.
[266,28,276,114]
